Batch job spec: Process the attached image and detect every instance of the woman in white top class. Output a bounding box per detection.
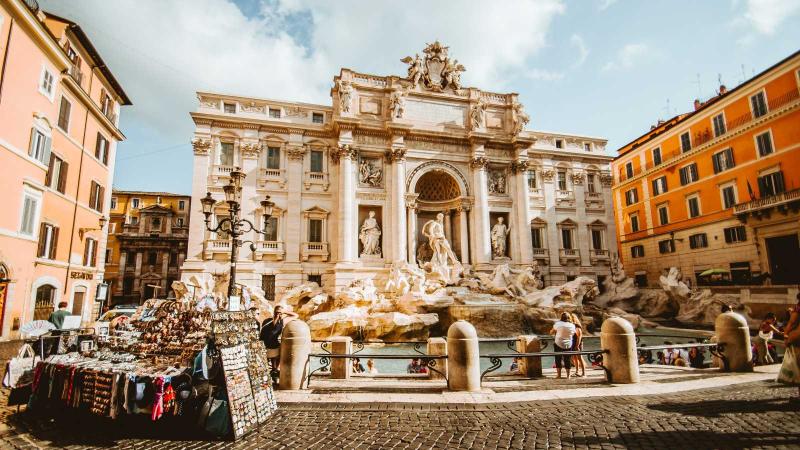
[550,312,576,379]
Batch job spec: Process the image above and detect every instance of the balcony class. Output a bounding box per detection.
[302,241,329,261]
[734,188,800,220]
[531,248,548,262]
[255,240,285,261]
[304,171,330,191]
[589,248,610,264]
[559,248,580,265]
[555,190,575,208]
[257,167,286,189]
[68,63,83,85]
[203,239,231,258]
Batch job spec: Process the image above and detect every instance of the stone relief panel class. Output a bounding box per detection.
[198,95,219,109]
[359,97,382,116]
[240,102,266,114]
[405,138,467,154]
[355,134,389,146]
[486,110,504,129]
[358,156,384,188]
[403,99,466,127]
[488,169,508,196]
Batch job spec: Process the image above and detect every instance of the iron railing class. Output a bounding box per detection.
[304,353,448,388]
[480,349,610,382]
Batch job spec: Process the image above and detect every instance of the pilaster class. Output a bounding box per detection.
[187,138,211,261]
[469,143,491,267]
[511,155,533,265]
[285,142,306,264]
[388,141,407,263]
[333,142,358,264]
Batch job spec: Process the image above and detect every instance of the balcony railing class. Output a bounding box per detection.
[302,241,329,261]
[559,248,580,265]
[68,64,83,85]
[259,167,284,178]
[303,171,329,190]
[213,165,237,178]
[255,240,285,260]
[734,188,800,215]
[531,248,547,257]
[589,249,610,263]
[204,239,231,258]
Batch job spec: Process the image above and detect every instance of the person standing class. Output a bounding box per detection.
[570,313,586,377]
[47,301,70,329]
[259,306,297,375]
[757,313,781,365]
[777,294,800,400]
[550,313,576,379]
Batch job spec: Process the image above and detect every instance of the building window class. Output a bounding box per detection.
[266,146,281,170]
[751,91,768,118]
[679,163,699,185]
[755,131,773,157]
[689,233,708,249]
[557,170,568,191]
[625,162,634,179]
[652,147,662,166]
[308,274,322,286]
[58,96,71,132]
[652,176,668,196]
[156,196,162,204]
[220,142,234,166]
[264,216,278,241]
[680,132,691,153]
[37,223,59,259]
[89,181,104,212]
[95,133,110,165]
[527,170,537,190]
[757,170,785,197]
[45,154,68,194]
[724,225,747,243]
[634,273,648,287]
[29,127,51,165]
[555,139,563,149]
[591,229,603,250]
[586,173,597,193]
[110,197,117,210]
[147,251,157,266]
[721,184,737,209]
[83,238,97,267]
[105,249,112,263]
[630,213,640,233]
[712,148,735,173]
[20,189,41,237]
[312,112,324,124]
[100,91,114,117]
[310,150,324,173]
[308,219,323,243]
[658,239,676,254]
[223,103,236,114]
[531,227,543,249]
[39,67,55,99]
[176,217,184,227]
[170,252,177,266]
[625,188,638,206]
[132,198,140,209]
[130,216,139,225]
[657,204,669,225]
[687,195,701,218]
[151,217,162,231]
[269,108,281,118]
[561,228,573,249]
[34,285,56,320]
[630,245,645,258]
[584,143,592,152]
[712,113,726,137]
[178,200,186,210]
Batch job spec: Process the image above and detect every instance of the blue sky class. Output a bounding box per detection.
[40,0,800,195]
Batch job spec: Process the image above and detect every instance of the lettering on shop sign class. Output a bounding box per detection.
[70,271,94,280]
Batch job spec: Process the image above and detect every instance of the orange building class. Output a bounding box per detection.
[0,0,130,339]
[612,50,800,288]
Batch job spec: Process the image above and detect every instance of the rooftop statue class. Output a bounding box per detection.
[401,41,466,92]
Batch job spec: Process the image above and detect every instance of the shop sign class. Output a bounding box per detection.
[70,271,94,280]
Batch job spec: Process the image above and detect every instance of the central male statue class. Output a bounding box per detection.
[421,212,462,284]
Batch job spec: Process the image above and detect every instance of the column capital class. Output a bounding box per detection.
[192,138,211,155]
[331,144,358,164]
[385,147,407,162]
[600,172,614,187]
[570,171,585,185]
[470,156,489,169]
[241,142,260,159]
[541,169,555,182]
[510,159,530,174]
[286,145,307,161]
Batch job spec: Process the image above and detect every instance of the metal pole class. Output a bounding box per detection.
[228,202,239,300]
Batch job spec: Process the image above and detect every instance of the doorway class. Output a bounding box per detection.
[766,234,800,284]
[72,287,86,318]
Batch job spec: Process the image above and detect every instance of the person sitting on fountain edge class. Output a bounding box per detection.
[550,313,576,379]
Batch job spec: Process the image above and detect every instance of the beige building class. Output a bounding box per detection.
[182,42,616,300]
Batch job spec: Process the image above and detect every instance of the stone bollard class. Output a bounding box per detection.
[600,317,639,384]
[278,320,311,390]
[714,311,753,372]
[447,320,480,391]
[427,337,447,380]
[330,336,352,379]
[516,335,542,378]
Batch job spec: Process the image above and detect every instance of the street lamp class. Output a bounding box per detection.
[201,170,275,301]
[79,215,108,239]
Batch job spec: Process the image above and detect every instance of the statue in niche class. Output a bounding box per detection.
[359,158,383,187]
[338,80,353,113]
[390,89,406,119]
[421,213,463,284]
[359,211,382,258]
[490,216,511,259]
[488,170,506,195]
[470,100,486,129]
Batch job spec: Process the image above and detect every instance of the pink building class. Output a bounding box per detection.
[0,0,130,339]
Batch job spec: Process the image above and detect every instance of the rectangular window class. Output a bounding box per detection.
[687,196,701,218]
[308,219,323,243]
[584,143,592,152]
[20,191,40,236]
[220,142,234,166]
[132,198,140,209]
[625,188,638,206]
[689,233,708,249]
[625,162,634,179]
[40,68,55,98]
[310,150,324,173]
[58,97,71,132]
[178,200,186,210]
[658,239,676,254]
[679,163,699,185]
[83,238,97,267]
[105,249,112,263]
[308,274,322,286]
[751,91,768,118]
[527,170,537,190]
[110,197,117,210]
[262,216,278,241]
[721,185,737,209]
[88,181,104,212]
[151,217,162,231]
[95,133,109,165]
[170,252,177,266]
[176,218,184,227]
[652,176,668,196]
[724,225,747,243]
[712,148,735,173]
[100,91,113,117]
[312,112,324,124]
[587,173,597,193]
[45,154,68,194]
[756,131,773,157]
[561,228,573,249]
[531,228,543,249]
[557,171,567,191]
[591,229,603,250]
[37,223,58,259]
[652,147,662,166]
[223,103,236,114]
[130,216,139,225]
[269,108,281,118]
[658,204,669,225]
[630,245,645,258]
[555,139,563,149]
[147,251,157,266]
[29,128,51,164]
[680,132,691,153]
[266,146,281,170]
[712,113,726,137]
[757,170,785,197]
[630,213,640,232]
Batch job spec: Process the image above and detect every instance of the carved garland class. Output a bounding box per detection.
[240,143,260,158]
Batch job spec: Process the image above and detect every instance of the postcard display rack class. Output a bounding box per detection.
[210,310,277,439]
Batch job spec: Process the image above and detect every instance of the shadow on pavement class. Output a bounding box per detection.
[567,430,800,450]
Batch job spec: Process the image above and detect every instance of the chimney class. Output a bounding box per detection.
[719,84,728,95]
[693,99,702,110]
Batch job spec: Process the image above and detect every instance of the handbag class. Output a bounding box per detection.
[777,345,800,385]
[2,344,39,388]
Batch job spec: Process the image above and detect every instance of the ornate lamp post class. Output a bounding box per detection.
[200,168,275,300]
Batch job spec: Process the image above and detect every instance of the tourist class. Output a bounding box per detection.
[352,357,365,373]
[48,301,70,329]
[259,305,298,375]
[777,294,800,399]
[757,313,782,365]
[688,345,706,369]
[367,358,378,374]
[550,312,576,379]
[407,358,420,374]
[509,357,520,373]
[570,313,586,377]
[656,351,667,365]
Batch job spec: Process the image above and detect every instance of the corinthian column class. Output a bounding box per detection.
[512,157,533,265]
[285,144,306,263]
[388,147,407,262]
[470,152,491,267]
[187,138,211,261]
[334,144,358,263]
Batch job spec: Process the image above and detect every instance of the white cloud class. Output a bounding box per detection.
[570,34,589,67]
[598,0,618,10]
[525,69,565,81]
[739,0,800,35]
[602,43,649,72]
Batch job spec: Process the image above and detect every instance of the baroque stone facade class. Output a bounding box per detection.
[181,42,616,299]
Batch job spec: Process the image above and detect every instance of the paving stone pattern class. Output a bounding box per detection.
[1,381,799,449]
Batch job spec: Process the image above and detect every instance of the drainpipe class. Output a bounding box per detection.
[0,19,14,104]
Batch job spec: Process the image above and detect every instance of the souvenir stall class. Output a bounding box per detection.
[24,299,277,440]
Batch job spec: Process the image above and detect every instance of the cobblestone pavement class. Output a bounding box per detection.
[1,381,799,449]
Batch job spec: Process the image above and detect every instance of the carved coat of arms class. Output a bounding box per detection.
[401,41,465,92]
